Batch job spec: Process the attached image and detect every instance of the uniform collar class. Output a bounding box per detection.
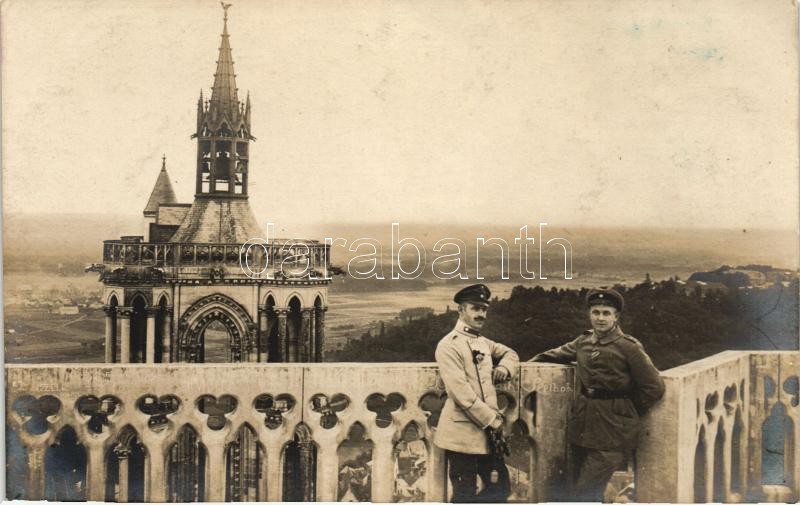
[593,324,624,344]
[454,319,481,338]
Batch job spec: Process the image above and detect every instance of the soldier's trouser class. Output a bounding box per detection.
[445,450,510,503]
[573,446,626,502]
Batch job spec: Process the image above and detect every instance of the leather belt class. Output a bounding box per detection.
[581,385,631,400]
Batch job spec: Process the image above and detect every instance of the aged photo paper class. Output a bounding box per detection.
[2,0,799,502]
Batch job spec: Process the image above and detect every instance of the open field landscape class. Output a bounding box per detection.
[4,308,105,363]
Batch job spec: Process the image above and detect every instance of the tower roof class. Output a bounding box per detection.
[143,155,178,216]
[210,3,239,116]
[169,198,262,243]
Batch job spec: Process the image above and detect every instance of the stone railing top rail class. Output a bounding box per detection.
[9,351,796,373]
[3,361,567,371]
[659,350,751,378]
[102,239,329,246]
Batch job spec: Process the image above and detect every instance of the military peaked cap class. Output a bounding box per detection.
[454,284,491,306]
[586,287,624,312]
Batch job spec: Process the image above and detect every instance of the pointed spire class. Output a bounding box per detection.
[245,90,251,124]
[210,2,238,117]
[144,156,178,215]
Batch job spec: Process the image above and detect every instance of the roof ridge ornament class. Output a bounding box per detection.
[221,2,232,31]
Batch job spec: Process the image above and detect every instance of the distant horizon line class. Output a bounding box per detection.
[3,211,797,233]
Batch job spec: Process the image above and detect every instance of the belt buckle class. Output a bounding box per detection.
[585,387,595,397]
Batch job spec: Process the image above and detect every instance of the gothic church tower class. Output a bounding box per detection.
[99,5,331,365]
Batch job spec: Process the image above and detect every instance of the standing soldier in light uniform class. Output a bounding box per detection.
[530,288,665,502]
[434,284,520,503]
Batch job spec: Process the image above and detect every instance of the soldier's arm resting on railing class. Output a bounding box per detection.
[528,336,580,364]
[488,340,519,383]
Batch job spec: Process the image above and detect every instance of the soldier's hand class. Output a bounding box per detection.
[489,414,503,430]
[493,366,510,383]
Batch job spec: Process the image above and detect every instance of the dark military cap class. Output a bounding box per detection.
[454,284,491,306]
[586,287,624,312]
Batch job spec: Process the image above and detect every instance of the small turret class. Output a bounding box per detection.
[143,155,178,239]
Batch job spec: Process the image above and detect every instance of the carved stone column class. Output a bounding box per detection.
[146,308,157,364]
[177,320,189,363]
[118,307,133,364]
[87,442,107,501]
[26,443,47,500]
[371,427,396,502]
[315,307,327,363]
[265,443,282,502]
[299,441,316,501]
[103,306,114,363]
[206,438,226,502]
[315,432,338,502]
[429,444,447,501]
[248,324,259,363]
[162,306,173,363]
[258,446,269,502]
[287,310,299,363]
[277,310,288,363]
[258,306,269,362]
[309,309,317,362]
[300,309,311,363]
[115,447,131,503]
[147,440,166,502]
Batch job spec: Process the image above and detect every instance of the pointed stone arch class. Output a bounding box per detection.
[283,423,317,502]
[167,424,207,502]
[286,296,303,362]
[393,421,429,502]
[177,294,256,363]
[337,422,374,501]
[107,294,120,362]
[129,294,148,363]
[761,401,795,487]
[105,425,147,502]
[261,290,278,307]
[226,422,265,501]
[106,291,122,306]
[694,424,707,503]
[217,122,234,138]
[263,294,280,362]
[283,291,307,308]
[311,290,327,307]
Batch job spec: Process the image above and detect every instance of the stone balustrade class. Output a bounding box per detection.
[101,240,330,280]
[6,352,798,502]
[5,362,573,502]
[637,351,798,503]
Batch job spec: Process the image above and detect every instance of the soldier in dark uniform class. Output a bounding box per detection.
[434,284,519,503]
[530,288,665,502]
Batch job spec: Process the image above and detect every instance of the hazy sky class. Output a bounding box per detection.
[2,0,798,229]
